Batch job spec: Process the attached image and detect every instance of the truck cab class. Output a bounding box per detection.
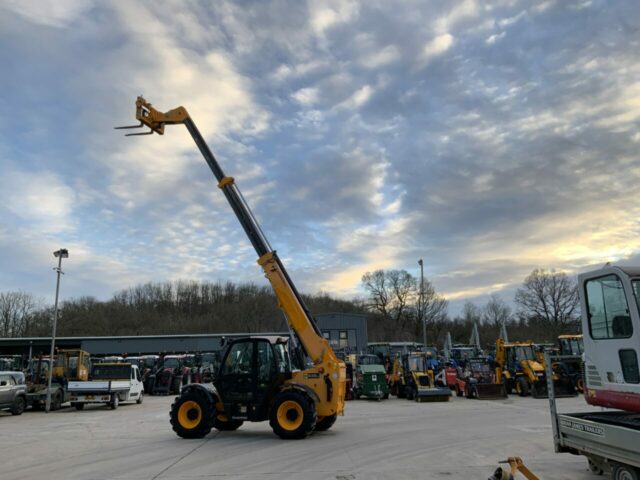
[580,266,640,411]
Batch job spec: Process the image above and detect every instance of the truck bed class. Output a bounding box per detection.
[557,411,640,468]
[68,380,131,393]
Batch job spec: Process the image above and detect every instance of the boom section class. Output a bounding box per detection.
[121,97,335,366]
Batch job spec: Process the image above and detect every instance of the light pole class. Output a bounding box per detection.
[45,248,68,413]
[418,258,426,347]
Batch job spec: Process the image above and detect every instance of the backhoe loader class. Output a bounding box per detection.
[389,352,451,402]
[117,97,346,439]
[494,339,574,398]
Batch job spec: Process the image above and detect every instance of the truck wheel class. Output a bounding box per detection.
[136,392,144,405]
[612,463,640,480]
[455,386,463,397]
[110,395,119,410]
[517,377,530,397]
[51,391,63,411]
[314,414,337,432]
[11,396,26,415]
[503,379,513,395]
[213,415,243,431]
[170,391,213,438]
[269,391,316,440]
[382,392,389,399]
[75,403,85,410]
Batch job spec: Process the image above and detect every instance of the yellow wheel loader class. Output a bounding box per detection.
[118,97,346,439]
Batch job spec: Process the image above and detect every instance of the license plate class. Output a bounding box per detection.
[371,375,377,381]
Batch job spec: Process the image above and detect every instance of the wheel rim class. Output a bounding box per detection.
[615,467,637,480]
[516,382,522,393]
[277,400,303,431]
[577,379,584,391]
[178,400,202,429]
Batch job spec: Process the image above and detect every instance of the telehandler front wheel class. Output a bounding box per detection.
[269,391,316,439]
[170,392,213,439]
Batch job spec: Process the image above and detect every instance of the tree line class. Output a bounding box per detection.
[0,268,580,348]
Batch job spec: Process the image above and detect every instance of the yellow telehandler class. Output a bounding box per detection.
[117,97,346,439]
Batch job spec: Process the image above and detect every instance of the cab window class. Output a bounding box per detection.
[256,341,276,384]
[222,342,254,375]
[586,275,632,339]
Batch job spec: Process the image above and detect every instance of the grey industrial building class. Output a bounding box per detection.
[0,312,368,357]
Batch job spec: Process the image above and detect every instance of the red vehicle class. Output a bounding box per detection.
[453,359,506,400]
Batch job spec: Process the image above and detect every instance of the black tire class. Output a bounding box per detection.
[74,402,85,410]
[213,416,243,431]
[455,386,463,397]
[504,379,513,395]
[354,389,361,400]
[517,377,530,397]
[11,396,25,415]
[612,463,640,480]
[382,392,389,400]
[170,391,213,439]
[51,391,63,411]
[314,413,337,432]
[269,390,316,440]
[110,394,119,410]
[136,391,144,405]
[405,386,415,400]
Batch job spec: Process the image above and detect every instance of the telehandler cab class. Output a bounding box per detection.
[118,97,346,439]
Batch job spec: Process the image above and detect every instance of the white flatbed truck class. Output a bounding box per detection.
[68,363,144,410]
[545,352,640,478]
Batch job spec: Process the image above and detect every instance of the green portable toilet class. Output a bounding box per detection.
[353,364,389,400]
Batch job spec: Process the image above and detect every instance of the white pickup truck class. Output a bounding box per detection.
[68,363,144,410]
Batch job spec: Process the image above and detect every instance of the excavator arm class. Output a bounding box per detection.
[117,97,340,369]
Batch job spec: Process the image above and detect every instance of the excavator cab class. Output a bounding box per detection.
[580,266,640,412]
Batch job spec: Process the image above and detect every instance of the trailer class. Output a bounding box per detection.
[545,352,640,478]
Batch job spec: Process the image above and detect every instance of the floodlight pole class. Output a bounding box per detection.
[45,248,67,413]
[419,259,426,347]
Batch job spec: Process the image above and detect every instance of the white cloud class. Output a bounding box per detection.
[292,87,320,106]
[361,45,401,69]
[1,0,91,27]
[336,84,373,110]
[0,170,76,233]
[417,33,454,69]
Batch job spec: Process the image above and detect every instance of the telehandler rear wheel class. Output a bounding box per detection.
[314,413,337,431]
[170,391,213,438]
[269,391,316,439]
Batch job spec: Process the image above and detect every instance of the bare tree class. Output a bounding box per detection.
[462,301,482,324]
[0,291,40,337]
[483,294,512,327]
[515,269,579,330]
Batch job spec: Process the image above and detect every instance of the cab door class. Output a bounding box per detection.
[217,340,256,419]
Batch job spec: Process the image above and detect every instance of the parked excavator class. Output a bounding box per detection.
[118,97,346,439]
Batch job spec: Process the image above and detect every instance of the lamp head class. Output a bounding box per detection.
[53,248,69,259]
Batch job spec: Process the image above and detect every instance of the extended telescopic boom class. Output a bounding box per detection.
[116,97,333,366]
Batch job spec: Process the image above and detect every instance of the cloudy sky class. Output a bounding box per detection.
[0,0,639,315]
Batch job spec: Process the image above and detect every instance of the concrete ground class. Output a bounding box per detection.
[0,394,599,480]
